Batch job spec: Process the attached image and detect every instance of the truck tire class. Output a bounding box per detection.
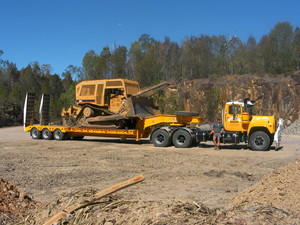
[151,129,171,147]
[172,129,193,148]
[175,111,199,117]
[42,128,53,140]
[249,131,270,151]
[30,128,42,139]
[54,129,66,140]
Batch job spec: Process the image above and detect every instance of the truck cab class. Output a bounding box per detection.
[223,99,276,150]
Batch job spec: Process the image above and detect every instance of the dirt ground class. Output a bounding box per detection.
[1,126,299,210]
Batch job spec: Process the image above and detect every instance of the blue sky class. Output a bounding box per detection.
[1,0,300,75]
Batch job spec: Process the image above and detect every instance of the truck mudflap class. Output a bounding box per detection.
[274,118,284,150]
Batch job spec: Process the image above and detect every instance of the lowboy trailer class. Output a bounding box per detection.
[23,93,283,150]
[24,93,203,148]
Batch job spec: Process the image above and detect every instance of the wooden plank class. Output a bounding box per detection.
[42,174,144,225]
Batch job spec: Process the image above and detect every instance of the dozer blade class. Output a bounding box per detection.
[134,81,169,98]
[126,96,160,118]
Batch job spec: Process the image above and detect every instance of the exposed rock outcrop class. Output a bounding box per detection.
[175,72,300,123]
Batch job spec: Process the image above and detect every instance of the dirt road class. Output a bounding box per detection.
[0,126,299,209]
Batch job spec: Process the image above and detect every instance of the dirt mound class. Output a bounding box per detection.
[0,177,40,224]
[231,157,300,217]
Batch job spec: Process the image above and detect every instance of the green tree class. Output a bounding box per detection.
[128,34,160,86]
[244,35,262,73]
[160,37,181,80]
[293,27,300,70]
[82,50,99,79]
[260,22,295,73]
[111,46,128,78]
[61,70,73,91]
[65,65,84,81]
[97,46,112,78]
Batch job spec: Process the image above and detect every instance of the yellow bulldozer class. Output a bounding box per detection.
[61,79,169,128]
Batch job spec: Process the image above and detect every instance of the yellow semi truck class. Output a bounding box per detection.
[196,99,283,151]
[23,79,283,150]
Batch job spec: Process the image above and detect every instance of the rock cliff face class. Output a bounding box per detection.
[173,72,300,124]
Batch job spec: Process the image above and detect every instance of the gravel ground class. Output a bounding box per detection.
[0,126,300,224]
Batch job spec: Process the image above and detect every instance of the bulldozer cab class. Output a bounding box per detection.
[223,100,254,132]
[76,79,140,112]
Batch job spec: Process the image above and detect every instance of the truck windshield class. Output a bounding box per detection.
[229,105,241,114]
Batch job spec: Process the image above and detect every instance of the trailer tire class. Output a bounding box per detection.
[249,131,270,151]
[54,129,66,140]
[175,111,199,117]
[151,129,171,147]
[42,128,53,140]
[172,129,193,148]
[30,128,42,139]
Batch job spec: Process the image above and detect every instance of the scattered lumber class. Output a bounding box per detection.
[42,174,145,225]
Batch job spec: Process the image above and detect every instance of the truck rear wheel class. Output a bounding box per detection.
[249,131,270,151]
[42,128,53,140]
[54,129,66,140]
[151,129,171,147]
[172,129,193,148]
[30,128,42,139]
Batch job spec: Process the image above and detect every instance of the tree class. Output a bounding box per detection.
[160,37,181,80]
[82,50,99,79]
[260,22,295,73]
[61,70,73,91]
[111,46,127,78]
[244,35,262,73]
[293,27,300,70]
[128,34,161,86]
[97,46,112,79]
[64,65,84,81]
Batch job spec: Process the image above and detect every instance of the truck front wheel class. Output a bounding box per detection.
[249,131,270,151]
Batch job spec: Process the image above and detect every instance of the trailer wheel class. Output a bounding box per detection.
[42,128,53,140]
[54,129,66,140]
[249,131,270,151]
[172,129,193,148]
[30,128,42,139]
[151,129,171,147]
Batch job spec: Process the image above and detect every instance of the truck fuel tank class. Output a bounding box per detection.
[196,129,241,144]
